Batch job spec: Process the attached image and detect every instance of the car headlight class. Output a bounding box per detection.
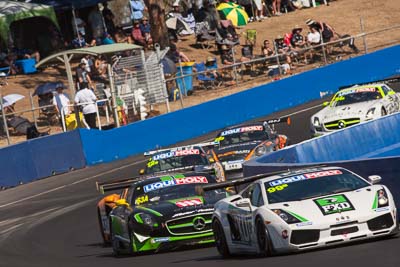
[273,209,301,224]
[377,188,389,207]
[313,117,321,127]
[255,145,267,156]
[136,213,154,226]
[366,107,376,117]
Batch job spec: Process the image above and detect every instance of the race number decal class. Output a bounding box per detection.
[267,184,288,193]
[314,194,355,215]
[135,195,149,205]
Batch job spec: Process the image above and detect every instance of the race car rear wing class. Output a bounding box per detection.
[197,164,326,194]
[144,141,218,156]
[96,177,142,194]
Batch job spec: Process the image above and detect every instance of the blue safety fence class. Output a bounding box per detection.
[2,45,400,186]
[244,112,400,166]
[0,131,85,187]
[81,45,400,165]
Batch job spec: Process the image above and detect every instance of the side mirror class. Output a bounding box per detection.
[323,101,329,107]
[236,198,251,209]
[368,175,382,184]
[139,169,145,175]
[115,199,129,207]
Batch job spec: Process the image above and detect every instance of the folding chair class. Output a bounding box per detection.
[245,29,257,47]
[194,62,216,90]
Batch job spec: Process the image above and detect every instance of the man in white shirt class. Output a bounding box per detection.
[74,82,98,129]
[53,83,71,118]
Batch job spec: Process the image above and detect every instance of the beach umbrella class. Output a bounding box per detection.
[1,94,25,108]
[166,17,192,34]
[217,2,249,27]
[33,82,66,96]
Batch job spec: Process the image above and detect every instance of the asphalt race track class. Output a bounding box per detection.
[1,80,400,267]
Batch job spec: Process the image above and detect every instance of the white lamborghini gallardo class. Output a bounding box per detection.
[207,167,398,257]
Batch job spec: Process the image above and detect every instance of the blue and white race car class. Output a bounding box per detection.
[203,166,398,257]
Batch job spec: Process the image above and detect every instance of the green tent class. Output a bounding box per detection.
[0,1,59,46]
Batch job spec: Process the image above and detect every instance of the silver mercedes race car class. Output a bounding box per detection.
[311,83,400,136]
[203,166,398,257]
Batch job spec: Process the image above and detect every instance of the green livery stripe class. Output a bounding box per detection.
[372,192,378,209]
[285,209,308,222]
[134,214,143,223]
[132,232,214,252]
[136,206,162,217]
[169,220,212,229]
[168,232,213,241]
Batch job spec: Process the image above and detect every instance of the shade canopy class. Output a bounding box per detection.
[28,0,108,10]
[0,1,59,46]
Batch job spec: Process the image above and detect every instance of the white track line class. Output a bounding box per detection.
[0,159,147,209]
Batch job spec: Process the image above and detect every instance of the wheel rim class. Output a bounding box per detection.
[213,221,224,252]
[257,220,267,251]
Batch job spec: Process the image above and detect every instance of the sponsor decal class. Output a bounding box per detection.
[338,87,377,96]
[269,170,343,186]
[374,207,390,212]
[152,149,200,160]
[220,125,263,136]
[303,170,342,179]
[175,198,203,208]
[314,194,355,215]
[144,176,208,192]
[175,149,200,156]
[147,159,158,168]
[296,221,313,227]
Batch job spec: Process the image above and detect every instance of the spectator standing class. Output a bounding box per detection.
[88,6,105,45]
[53,83,71,119]
[130,0,146,22]
[81,55,92,73]
[102,2,116,35]
[74,82,98,129]
[238,0,254,22]
[305,18,336,43]
[71,10,87,37]
[253,0,265,21]
[272,0,282,16]
[76,63,93,90]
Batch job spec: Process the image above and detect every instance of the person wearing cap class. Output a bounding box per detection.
[205,56,222,83]
[52,83,71,123]
[290,25,308,63]
[275,35,295,69]
[305,18,336,43]
[74,82,98,129]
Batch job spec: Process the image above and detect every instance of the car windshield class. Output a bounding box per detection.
[217,126,268,146]
[265,169,370,204]
[131,175,226,205]
[146,149,209,173]
[332,87,381,107]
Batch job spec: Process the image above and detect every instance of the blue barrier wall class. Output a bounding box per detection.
[0,131,85,187]
[244,112,400,166]
[81,46,400,165]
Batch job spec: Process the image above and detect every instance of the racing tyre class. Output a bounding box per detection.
[212,219,230,258]
[381,108,387,116]
[256,217,273,256]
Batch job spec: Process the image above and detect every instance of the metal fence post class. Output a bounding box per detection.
[231,46,239,85]
[273,42,282,75]
[319,32,328,65]
[360,17,368,54]
[28,91,38,129]
[108,64,120,128]
[0,93,10,145]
